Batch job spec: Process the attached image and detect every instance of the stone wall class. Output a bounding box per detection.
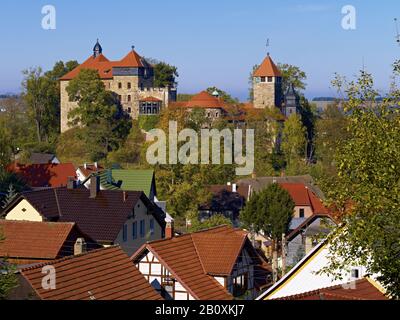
[253,77,283,109]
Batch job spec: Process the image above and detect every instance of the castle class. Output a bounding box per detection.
[60,40,177,132]
[60,41,299,132]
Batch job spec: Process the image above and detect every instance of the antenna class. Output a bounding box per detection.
[394,18,400,45]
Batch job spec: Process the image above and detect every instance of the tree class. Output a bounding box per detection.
[107,120,146,166]
[241,183,295,282]
[281,113,307,171]
[0,231,18,300]
[320,66,400,298]
[22,61,78,143]
[277,63,307,94]
[66,69,131,160]
[1,184,17,209]
[149,59,178,88]
[187,213,233,232]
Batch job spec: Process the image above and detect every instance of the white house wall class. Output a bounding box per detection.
[5,199,43,222]
[263,243,367,300]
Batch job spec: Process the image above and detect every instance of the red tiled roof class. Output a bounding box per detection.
[132,226,259,300]
[0,220,77,261]
[7,163,76,188]
[171,91,226,110]
[253,55,282,77]
[60,49,147,81]
[20,246,162,300]
[274,278,387,300]
[279,183,329,214]
[140,96,162,102]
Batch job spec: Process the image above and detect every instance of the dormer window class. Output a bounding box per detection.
[260,76,266,82]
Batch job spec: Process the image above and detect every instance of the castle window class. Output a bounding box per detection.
[127,107,132,113]
[118,82,122,89]
[127,95,131,102]
[118,95,122,102]
[260,76,266,82]
[127,82,131,89]
[267,76,273,82]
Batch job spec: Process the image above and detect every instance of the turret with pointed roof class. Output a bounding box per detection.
[252,53,283,109]
[93,39,102,57]
[283,83,300,117]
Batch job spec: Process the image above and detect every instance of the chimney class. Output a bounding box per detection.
[123,191,127,202]
[84,163,87,170]
[67,176,76,189]
[251,172,257,179]
[74,238,87,255]
[232,183,237,193]
[94,162,98,169]
[89,176,100,198]
[165,221,174,239]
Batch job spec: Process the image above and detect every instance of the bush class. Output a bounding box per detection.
[138,115,160,132]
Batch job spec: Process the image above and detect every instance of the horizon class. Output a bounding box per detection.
[1,0,400,101]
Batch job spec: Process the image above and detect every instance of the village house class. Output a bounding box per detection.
[131,225,271,300]
[8,246,162,300]
[2,176,166,256]
[6,162,76,189]
[256,238,387,300]
[0,220,99,265]
[60,40,177,132]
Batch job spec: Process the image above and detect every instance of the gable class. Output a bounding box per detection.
[259,242,368,300]
[5,199,43,222]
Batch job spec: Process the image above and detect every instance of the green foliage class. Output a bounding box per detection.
[177,94,194,101]
[107,120,146,166]
[277,63,307,94]
[138,115,160,132]
[1,184,17,209]
[151,60,178,88]
[55,128,92,164]
[0,230,18,299]
[241,183,294,240]
[281,113,307,170]
[22,61,78,143]
[187,213,233,232]
[0,166,27,197]
[320,66,400,299]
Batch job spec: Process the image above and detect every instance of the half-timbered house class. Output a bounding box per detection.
[131,225,271,300]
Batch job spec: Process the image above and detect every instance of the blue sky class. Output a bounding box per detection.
[1,0,400,100]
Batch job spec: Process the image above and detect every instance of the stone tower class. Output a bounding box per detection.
[253,54,283,109]
[283,83,300,117]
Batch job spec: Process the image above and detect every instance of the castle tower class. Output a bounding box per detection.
[283,83,300,117]
[93,39,102,57]
[253,54,283,109]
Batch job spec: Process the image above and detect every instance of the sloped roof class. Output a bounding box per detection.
[100,169,155,196]
[7,163,76,188]
[274,278,387,300]
[28,153,56,164]
[171,91,227,109]
[20,246,162,300]
[279,183,329,214]
[253,55,282,77]
[0,220,76,260]
[140,96,162,102]
[5,188,165,243]
[60,49,149,81]
[132,225,264,300]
